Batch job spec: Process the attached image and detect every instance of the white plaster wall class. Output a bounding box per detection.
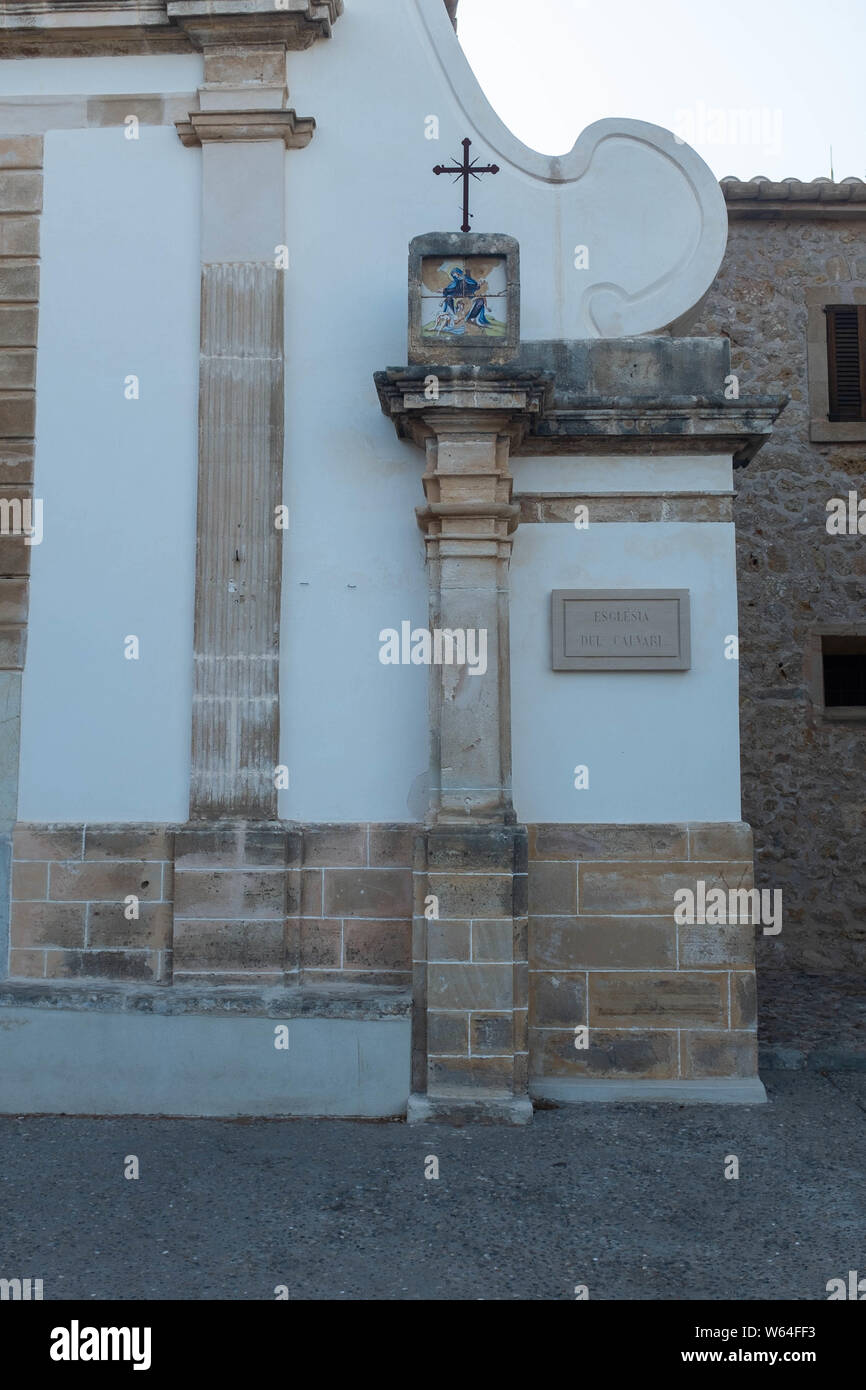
[512,454,734,494]
[18,126,200,822]
[510,522,743,824]
[0,55,201,96]
[279,0,728,821]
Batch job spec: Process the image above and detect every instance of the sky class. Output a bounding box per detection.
[456,0,866,183]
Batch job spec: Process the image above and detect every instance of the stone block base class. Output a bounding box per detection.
[528,822,762,1089]
[8,821,414,988]
[4,818,765,1115]
[412,824,531,1122]
[407,1092,533,1125]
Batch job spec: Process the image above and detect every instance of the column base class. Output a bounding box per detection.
[407,1092,533,1126]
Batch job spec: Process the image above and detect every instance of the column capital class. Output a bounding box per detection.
[176,108,315,147]
[375,367,553,451]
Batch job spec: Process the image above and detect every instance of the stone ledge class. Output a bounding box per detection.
[0,978,411,1020]
[530,1077,767,1104]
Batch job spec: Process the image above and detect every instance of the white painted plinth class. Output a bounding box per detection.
[0,1008,411,1118]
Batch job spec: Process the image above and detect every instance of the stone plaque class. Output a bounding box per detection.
[551,589,691,671]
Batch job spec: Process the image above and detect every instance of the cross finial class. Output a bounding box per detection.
[433,138,500,233]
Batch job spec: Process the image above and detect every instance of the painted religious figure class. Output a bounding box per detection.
[420,255,507,340]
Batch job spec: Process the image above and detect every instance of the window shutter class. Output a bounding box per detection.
[826,305,866,421]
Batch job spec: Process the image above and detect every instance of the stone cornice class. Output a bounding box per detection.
[375,367,555,451]
[176,108,315,147]
[0,0,342,55]
[375,364,786,466]
[527,402,787,467]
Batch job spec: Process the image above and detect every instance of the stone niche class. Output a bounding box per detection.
[408,232,520,367]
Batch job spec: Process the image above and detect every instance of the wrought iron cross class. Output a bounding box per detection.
[433,138,500,233]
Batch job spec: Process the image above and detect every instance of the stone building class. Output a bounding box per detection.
[0,0,856,1121]
[695,180,866,974]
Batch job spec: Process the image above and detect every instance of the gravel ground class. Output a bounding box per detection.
[0,1069,863,1301]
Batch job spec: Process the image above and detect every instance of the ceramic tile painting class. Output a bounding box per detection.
[420,255,508,339]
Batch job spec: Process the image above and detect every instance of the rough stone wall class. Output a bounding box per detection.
[691,215,866,972]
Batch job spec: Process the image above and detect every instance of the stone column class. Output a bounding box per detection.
[173,3,335,821]
[167,4,339,984]
[377,368,549,1124]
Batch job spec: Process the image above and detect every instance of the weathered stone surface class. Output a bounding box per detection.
[731,970,758,1028]
[11,859,47,900]
[0,307,38,347]
[303,824,367,867]
[173,868,284,919]
[579,861,753,915]
[11,901,85,948]
[322,868,412,919]
[527,860,577,915]
[427,1055,514,1092]
[299,919,340,970]
[470,1013,513,1054]
[343,921,410,971]
[589,971,727,1028]
[0,264,38,301]
[87,902,172,950]
[0,577,28,626]
[529,1027,677,1079]
[426,871,515,920]
[427,963,512,1011]
[86,96,165,127]
[692,215,866,971]
[13,824,84,860]
[0,137,43,170]
[8,947,43,977]
[368,826,415,867]
[0,172,42,213]
[471,920,514,962]
[681,1029,758,1078]
[0,625,26,668]
[0,392,35,436]
[83,826,172,861]
[191,263,284,820]
[427,1010,468,1055]
[679,920,755,968]
[529,971,587,1028]
[531,916,677,970]
[427,921,470,962]
[50,862,162,904]
[0,218,39,257]
[173,920,285,972]
[688,823,754,861]
[530,824,689,861]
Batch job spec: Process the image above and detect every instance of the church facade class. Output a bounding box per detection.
[0,0,857,1121]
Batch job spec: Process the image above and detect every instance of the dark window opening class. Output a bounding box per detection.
[826,305,866,421]
[822,635,866,708]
